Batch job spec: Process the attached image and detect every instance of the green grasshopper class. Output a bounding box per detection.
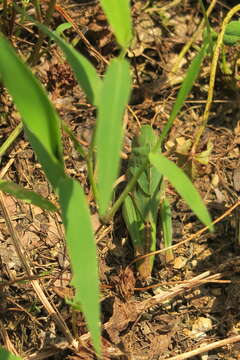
[122,125,164,280]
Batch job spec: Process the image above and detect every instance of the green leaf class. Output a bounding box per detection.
[0,348,24,360]
[149,153,213,231]
[160,40,209,145]
[0,180,57,211]
[54,22,72,37]
[96,58,131,216]
[0,36,65,189]
[99,0,132,49]
[58,176,100,354]
[224,21,240,46]
[0,36,100,354]
[39,24,102,106]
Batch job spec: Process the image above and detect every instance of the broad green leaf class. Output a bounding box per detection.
[160,40,209,145]
[96,58,131,216]
[149,153,213,230]
[99,0,132,49]
[0,348,24,360]
[0,36,64,189]
[39,25,102,106]
[224,21,240,46]
[0,180,57,211]
[58,176,100,354]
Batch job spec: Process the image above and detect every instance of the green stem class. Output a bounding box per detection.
[32,0,42,22]
[102,157,148,223]
[63,121,99,203]
[192,3,240,153]
[87,153,99,204]
[62,122,87,159]
[0,122,23,164]
[28,0,56,66]
[86,127,100,207]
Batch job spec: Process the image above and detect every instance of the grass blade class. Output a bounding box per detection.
[99,0,132,49]
[0,122,23,162]
[0,36,100,353]
[96,58,131,216]
[0,180,57,211]
[0,348,24,360]
[39,25,102,106]
[160,40,209,145]
[58,176,100,354]
[149,153,213,230]
[0,36,64,189]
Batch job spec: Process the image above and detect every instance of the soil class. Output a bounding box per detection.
[1,0,240,359]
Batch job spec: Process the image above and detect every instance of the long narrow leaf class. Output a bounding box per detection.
[160,40,209,144]
[58,176,100,353]
[100,0,132,49]
[0,36,64,189]
[38,25,102,106]
[96,58,131,216]
[0,348,24,360]
[0,180,57,211]
[149,153,213,230]
[0,31,100,355]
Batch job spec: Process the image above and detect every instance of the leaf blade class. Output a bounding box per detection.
[0,36,64,189]
[96,58,131,216]
[160,41,209,144]
[0,180,57,211]
[0,348,24,360]
[99,0,132,49]
[39,25,102,106]
[58,176,100,353]
[149,153,213,230]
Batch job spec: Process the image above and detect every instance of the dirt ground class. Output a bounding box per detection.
[1,0,240,359]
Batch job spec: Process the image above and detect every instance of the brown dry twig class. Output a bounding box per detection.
[166,334,240,360]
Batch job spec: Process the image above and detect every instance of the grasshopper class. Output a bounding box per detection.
[122,125,164,280]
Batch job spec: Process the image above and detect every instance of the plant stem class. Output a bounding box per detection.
[62,122,87,159]
[192,3,240,153]
[63,121,99,202]
[171,0,216,75]
[32,0,42,22]
[86,127,100,208]
[102,157,148,223]
[0,122,23,164]
[87,153,99,204]
[28,0,56,66]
